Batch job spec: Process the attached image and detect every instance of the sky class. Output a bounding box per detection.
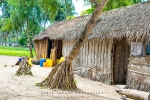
[0,8,2,15]
[73,0,90,16]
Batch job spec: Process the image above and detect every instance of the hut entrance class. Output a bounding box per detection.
[47,39,52,58]
[52,40,62,59]
[47,40,62,59]
[113,38,129,85]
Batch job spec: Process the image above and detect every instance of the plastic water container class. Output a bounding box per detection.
[28,58,32,65]
[40,58,46,67]
[43,62,49,68]
[59,57,65,63]
[19,58,23,62]
[46,59,53,67]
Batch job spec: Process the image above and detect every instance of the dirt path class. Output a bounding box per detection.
[0,55,128,100]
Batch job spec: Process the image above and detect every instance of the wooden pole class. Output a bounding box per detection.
[116,89,150,100]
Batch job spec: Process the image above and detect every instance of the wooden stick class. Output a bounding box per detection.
[128,69,150,76]
[116,89,150,100]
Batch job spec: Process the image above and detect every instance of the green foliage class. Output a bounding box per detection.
[105,82,109,85]
[0,0,76,58]
[1,18,14,31]
[80,8,94,16]
[63,87,69,91]
[81,0,144,16]
[133,0,143,3]
[2,0,44,34]
[0,0,76,42]
[0,46,35,57]
[74,79,78,85]
[66,16,75,20]
[18,37,27,46]
[55,7,66,21]
[41,0,75,22]
[40,0,59,21]
[103,0,134,11]
[7,0,20,7]
[35,83,39,86]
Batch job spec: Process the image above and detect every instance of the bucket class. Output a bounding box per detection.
[19,58,23,62]
[28,58,32,65]
[40,58,46,67]
[43,62,49,68]
[59,57,65,63]
[46,59,53,67]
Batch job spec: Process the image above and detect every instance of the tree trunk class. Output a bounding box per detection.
[37,0,108,89]
[44,14,48,28]
[26,18,33,58]
[16,31,19,45]
[2,32,8,46]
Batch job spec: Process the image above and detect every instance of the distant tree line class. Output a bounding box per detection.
[0,0,75,57]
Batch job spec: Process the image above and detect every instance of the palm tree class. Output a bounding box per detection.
[37,0,108,89]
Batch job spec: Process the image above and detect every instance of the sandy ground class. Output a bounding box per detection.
[0,55,129,100]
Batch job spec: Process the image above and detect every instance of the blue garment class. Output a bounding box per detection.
[146,44,150,55]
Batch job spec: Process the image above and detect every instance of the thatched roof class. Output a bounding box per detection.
[33,16,85,41]
[33,1,150,41]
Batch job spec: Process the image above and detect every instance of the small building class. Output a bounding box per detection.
[0,42,19,46]
[33,2,150,92]
[33,16,84,59]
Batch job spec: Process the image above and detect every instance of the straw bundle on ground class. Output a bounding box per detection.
[15,57,33,76]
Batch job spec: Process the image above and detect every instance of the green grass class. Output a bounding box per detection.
[74,79,78,85]
[0,46,35,57]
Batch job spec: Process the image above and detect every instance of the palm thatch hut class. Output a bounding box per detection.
[33,1,150,92]
[33,17,84,59]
